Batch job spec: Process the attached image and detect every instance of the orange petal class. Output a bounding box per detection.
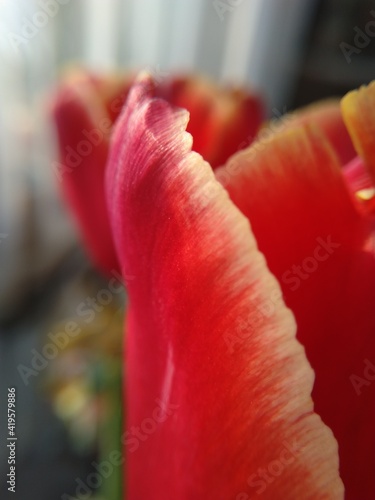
[270,99,356,165]
[217,124,375,499]
[341,81,375,183]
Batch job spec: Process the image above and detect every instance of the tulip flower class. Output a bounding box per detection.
[51,70,262,276]
[53,71,375,499]
[51,69,132,275]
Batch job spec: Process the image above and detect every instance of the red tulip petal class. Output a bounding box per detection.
[216,124,375,499]
[51,71,120,275]
[107,74,343,500]
[271,100,356,165]
[94,72,135,124]
[158,76,263,168]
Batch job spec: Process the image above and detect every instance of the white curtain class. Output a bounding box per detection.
[0,0,317,317]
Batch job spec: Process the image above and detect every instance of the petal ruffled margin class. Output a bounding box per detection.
[157,75,263,168]
[106,74,343,500]
[216,117,375,499]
